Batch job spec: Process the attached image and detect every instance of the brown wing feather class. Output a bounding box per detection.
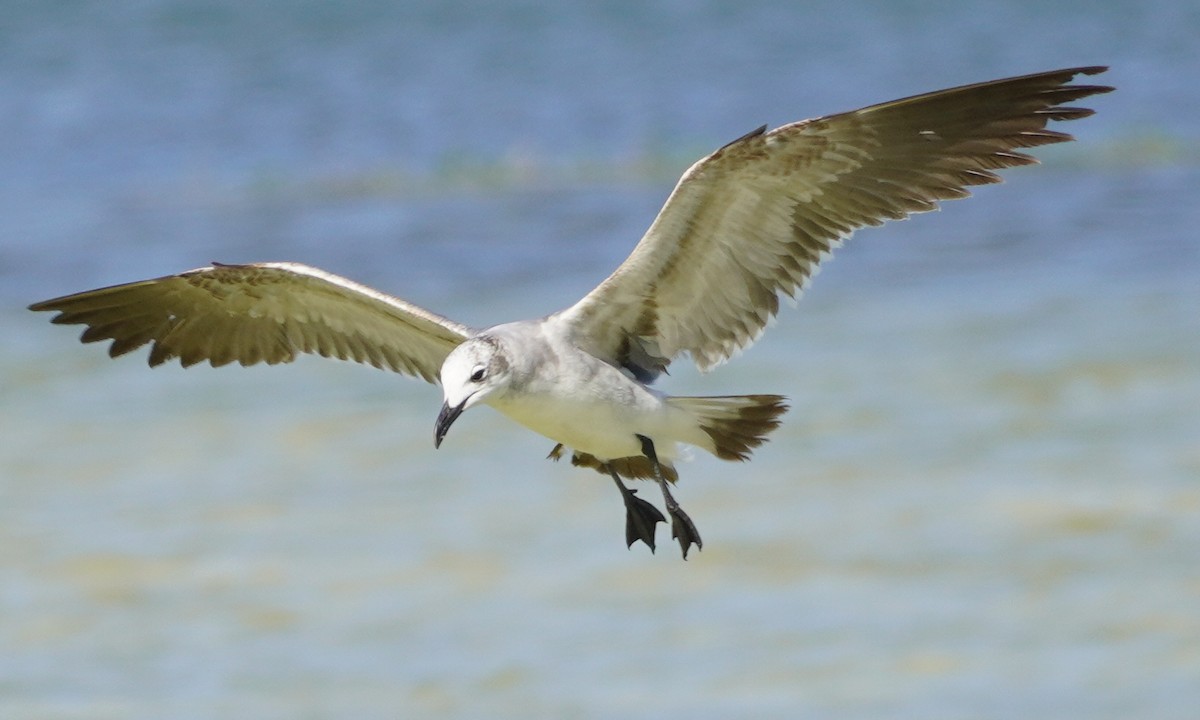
[30,262,473,383]
[557,66,1112,376]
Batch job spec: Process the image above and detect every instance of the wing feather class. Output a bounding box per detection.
[30,262,473,383]
[555,66,1112,376]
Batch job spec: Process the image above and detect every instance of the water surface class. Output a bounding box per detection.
[2,2,1198,718]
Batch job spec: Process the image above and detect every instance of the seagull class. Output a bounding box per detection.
[30,66,1112,558]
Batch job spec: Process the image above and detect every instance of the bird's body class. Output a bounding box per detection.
[30,66,1113,558]
[448,319,776,465]
[485,338,670,462]
[462,320,673,461]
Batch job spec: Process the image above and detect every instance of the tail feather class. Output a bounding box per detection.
[667,394,789,461]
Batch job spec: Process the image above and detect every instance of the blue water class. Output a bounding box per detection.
[3,2,1199,718]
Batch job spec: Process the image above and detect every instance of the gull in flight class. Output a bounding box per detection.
[31,67,1111,558]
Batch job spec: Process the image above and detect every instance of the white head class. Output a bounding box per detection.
[434,335,512,448]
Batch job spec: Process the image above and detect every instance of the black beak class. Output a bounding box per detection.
[434,401,464,448]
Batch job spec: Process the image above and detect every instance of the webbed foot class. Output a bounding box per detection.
[666,503,703,560]
[636,434,703,560]
[610,472,665,551]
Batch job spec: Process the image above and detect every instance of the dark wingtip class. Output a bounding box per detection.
[1063,65,1114,96]
[28,298,58,312]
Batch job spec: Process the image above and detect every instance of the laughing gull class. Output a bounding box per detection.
[30,67,1111,558]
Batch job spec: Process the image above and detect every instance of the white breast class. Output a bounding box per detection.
[488,355,681,461]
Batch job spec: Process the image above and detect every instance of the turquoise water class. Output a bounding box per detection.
[3,2,1199,718]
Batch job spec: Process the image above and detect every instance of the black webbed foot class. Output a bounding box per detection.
[666,503,703,560]
[623,488,667,551]
[637,434,703,560]
[610,470,664,551]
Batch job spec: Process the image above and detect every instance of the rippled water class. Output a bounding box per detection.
[2,2,1198,718]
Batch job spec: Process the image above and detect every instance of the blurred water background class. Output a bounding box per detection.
[2,1,1198,718]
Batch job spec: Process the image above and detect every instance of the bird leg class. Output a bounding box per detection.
[637,434,703,559]
[609,467,665,552]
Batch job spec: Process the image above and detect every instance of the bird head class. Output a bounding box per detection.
[435,335,511,448]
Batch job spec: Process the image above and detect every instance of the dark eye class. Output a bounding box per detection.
[470,367,486,382]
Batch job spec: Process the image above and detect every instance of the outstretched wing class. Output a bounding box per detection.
[29,262,474,383]
[555,66,1112,379]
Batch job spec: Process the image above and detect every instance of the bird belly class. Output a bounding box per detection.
[489,386,671,461]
